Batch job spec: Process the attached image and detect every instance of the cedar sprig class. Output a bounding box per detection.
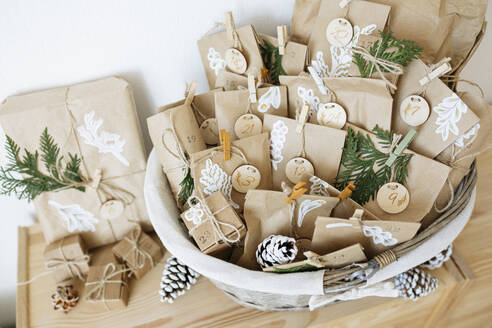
[259,39,286,85]
[353,30,423,78]
[334,126,412,205]
[0,128,85,201]
[178,152,194,205]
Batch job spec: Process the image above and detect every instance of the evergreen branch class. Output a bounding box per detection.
[178,151,194,205]
[259,39,286,85]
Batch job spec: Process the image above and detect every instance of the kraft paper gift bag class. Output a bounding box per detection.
[340,124,451,222]
[237,189,339,270]
[190,133,272,212]
[147,97,206,207]
[263,114,346,190]
[392,59,480,158]
[215,71,249,91]
[197,13,264,89]
[259,34,308,79]
[279,75,393,131]
[0,77,150,248]
[311,215,420,257]
[290,0,322,44]
[215,86,288,141]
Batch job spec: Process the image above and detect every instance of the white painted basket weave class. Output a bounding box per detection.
[144,150,476,311]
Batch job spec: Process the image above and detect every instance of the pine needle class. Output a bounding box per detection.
[178,152,194,205]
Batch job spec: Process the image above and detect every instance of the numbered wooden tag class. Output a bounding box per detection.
[399,95,430,127]
[231,164,261,193]
[316,103,347,129]
[285,157,315,184]
[100,199,125,220]
[234,114,262,139]
[199,118,219,145]
[326,18,353,47]
[225,48,248,74]
[376,182,410,214]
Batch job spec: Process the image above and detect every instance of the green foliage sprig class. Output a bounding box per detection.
[334,126,412,205]
[178,152,194,205]
[0,128,85,201]
[353,30,423,78]
[259,39,286,85]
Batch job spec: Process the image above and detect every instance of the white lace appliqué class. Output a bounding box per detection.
[269,120,288,170]
[297,199,327,227]
[257,87,281,113]
[297,87,320,116]
[199,159,239,209]
[433,93,469,141]
[362,225,398,246]
[207,48,226,76]
[49,200,99,233]
[454,123,480,148]
[77,111,129,166]
[309,176,330,197]
[184,203,204,225]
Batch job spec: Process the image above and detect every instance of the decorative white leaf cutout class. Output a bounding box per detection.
[454,123,480,148]
[257,87,281,113]
[184,203,204,225]
[207,48,226,76]
[49,200,99,233]
[77,111,129,166]
[297,199,327,227]
[297,87,320,116]
[199,159,239,209]
[325,222,353,229]
[309,176,330,197]
[269,120,288,170]
[433,93,469,141]
[362,225,398,246]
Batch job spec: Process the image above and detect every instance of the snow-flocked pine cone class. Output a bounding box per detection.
[256,235,298,268]
[159,256,200,304]
[394,267,438,301]
[420,244,453,270]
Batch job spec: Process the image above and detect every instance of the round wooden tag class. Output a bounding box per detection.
[326,18,353,47]
[316,103,347,129]
[231,164,261,193]
[199,118,219,145]
[399,95,430,127]
[225,48,248,74]
[376,182,410,214]
[234,114,262,139]
[100,199,125,220]
[285,157,315,184]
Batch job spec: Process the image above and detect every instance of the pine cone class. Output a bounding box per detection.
[51,285,79,313]
[159,256,200,304]
[394,268,438,301]
[420,244,453,270]
[256,235,298,268]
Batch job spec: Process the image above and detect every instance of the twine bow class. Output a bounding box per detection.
[161,112,191,173]
[45,247,91,281]
[120,225,155,275]
[85,263,129,311]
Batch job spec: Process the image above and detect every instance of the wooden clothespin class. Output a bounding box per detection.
[296,103,310,134]
[248,74,257,103]
[419,57,452,86]
[303,251,325,268]
[225,12,235,41]
[219,129,231,161]
[277,25,288,55]
[286,181,308,204]
[339,0,352,8]
[349,209,364,220]
[184,81,197,106]
[337,183,356,202]
[307,66,327,95]
[385,129,417,167]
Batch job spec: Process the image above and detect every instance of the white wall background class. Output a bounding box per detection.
[0,0,490,325]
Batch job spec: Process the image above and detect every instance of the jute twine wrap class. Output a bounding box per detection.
[85,263,130,311]
[45,238,90,281]
[119,225,155,276]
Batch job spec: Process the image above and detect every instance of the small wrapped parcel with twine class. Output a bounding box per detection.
[85,263,129,311]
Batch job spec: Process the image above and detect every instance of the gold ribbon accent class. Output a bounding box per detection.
[85,263,130,311]
[120,225,155,276]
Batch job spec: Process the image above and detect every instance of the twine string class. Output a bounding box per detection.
[120,225,155,275]
[85,263,130,311]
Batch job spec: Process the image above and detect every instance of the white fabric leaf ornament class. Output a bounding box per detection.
[49,200,99,232]
[454,123,480,148]
[297,199,327,227]
[269,120,288,170]
[207,48,226,76]
[362,225,398,246]
[199,159,239,209]
[77,111,129,166]
[183,203,204,225]
[309,176,330,197]
[433,93,469,141]
[297,87,320,115]
[257,87,281,113]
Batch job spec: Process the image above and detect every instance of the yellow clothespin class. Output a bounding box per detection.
[419,57,452,86]
[296,103,310,134]
[184,81,197,106]
[337,183,356,202]
[225,12,234,41]
[286,181,308,204]
[277,25,288,55]
[339,0,352,8]
[248,74,257,103]
[220,129,231,161]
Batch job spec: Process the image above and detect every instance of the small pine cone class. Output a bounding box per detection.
[50,285,79,313]
[394,268,438,301]
[159,256,200,304]
[420,244,453,270]
[256,235,298,268]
